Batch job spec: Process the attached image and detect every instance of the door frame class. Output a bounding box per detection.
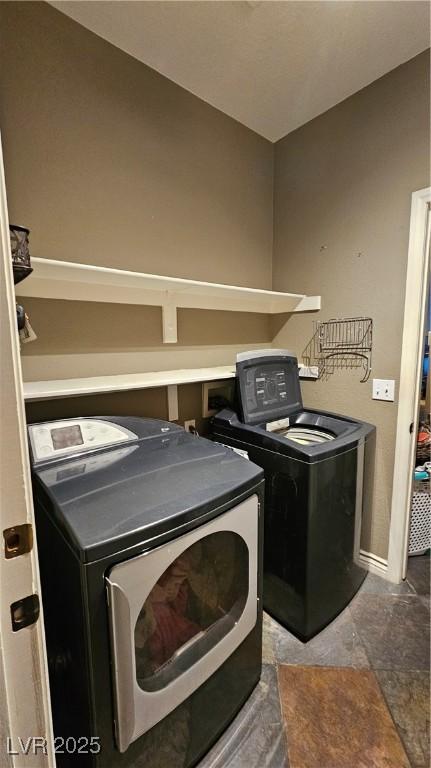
[0,133,55,766]
[387,186,431,583]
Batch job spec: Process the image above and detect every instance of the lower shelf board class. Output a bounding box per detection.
[23,363,319,402]
[23,366,236,402]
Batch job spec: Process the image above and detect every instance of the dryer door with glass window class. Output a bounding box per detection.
[106,494,259,752]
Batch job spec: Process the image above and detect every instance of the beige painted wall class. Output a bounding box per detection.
[1,2,273,286]
[25,382,207,433]
[0,1,273,387]
[2,3,430,561]
[272,51,430,559]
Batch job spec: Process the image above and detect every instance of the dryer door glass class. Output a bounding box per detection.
[106,493,259,752]
[134,532,248,692]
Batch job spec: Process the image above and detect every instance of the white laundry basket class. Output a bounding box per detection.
[409,483,431,556]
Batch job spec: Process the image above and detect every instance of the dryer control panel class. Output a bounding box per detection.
[28,419,137,464]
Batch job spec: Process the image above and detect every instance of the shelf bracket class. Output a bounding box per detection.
[162,295,177,343]
[167,384,179,421]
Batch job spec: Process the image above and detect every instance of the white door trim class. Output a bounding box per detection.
[359,549,388,577]
[387,187,431,583]
[0,133,55,766]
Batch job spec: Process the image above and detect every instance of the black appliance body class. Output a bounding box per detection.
[211,350,376,641]
[29,416,264,768]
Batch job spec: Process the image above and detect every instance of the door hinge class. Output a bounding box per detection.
[3,523,33,559]
[10,594,40,631]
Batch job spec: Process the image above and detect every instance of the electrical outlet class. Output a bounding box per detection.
[372,379,395,402]
[184,419,196,433]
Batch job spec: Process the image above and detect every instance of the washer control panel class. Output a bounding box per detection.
[236,352,302,425]
[28,419,138,463]
[254,367,288,407]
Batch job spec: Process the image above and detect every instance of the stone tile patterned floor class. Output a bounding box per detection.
[278,666,410,768]
[198,554,430,768]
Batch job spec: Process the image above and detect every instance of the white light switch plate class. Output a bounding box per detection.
[372,379,395,401]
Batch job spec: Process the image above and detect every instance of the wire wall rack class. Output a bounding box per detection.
[302,317,373,382]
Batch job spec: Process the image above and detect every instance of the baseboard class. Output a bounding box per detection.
[359,549,389,576]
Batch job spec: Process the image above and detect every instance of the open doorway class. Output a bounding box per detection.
[406,287,430,590]
[387,187,431,583]
[409,293,430,549]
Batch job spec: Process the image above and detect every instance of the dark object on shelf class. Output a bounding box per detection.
[16,304,26,331]
[10,224,32,284]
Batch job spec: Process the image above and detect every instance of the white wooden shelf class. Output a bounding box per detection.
[23,364,319,403]
[17,258,321,343]
[23,366,236,402]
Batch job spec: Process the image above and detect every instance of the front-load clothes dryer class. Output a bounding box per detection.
[28,416,264,767]
[211,350,376,642]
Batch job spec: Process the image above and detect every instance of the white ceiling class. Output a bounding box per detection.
[51,1,430,142]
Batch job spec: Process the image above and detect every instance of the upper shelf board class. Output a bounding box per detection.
[17,258,321,342]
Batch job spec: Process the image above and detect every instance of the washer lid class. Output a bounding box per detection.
[236,350,302,425]
[32,425,263,563]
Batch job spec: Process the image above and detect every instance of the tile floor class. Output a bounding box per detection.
[199,555,430,768]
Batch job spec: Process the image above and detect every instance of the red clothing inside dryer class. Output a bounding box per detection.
[148,582,200,668]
